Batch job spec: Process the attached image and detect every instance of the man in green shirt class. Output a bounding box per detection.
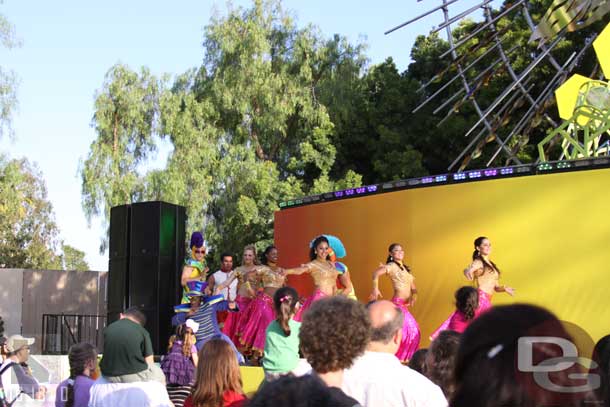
[100,307,165,383]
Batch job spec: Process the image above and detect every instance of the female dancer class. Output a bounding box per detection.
[239,245,287,359]
[369,243,421,362]
[464,236,515,307]
[286,235,340,322]
[180,232,209,304]
[216,245,259,348]
[431,236,515,339]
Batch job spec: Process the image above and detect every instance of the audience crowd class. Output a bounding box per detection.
[1,290,608,407]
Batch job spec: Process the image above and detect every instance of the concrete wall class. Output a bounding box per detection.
[0,268,24,336]
[0,269,107,353]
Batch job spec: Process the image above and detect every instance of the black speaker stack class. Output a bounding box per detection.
[108,201,186,354]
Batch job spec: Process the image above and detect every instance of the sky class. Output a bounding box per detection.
[0,0,481,271]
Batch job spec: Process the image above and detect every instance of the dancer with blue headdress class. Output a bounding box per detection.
[285,235,343,322]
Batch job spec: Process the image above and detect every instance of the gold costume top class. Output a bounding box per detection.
[306,260,339,287]
[470,259,499,292]
[257,265,285,288]
[234,266,258,286]
[386,262,414,291]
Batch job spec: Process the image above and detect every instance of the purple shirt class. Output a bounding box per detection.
[55,375,95,407]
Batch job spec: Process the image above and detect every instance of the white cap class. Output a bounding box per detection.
[185,319,199,334]
[7,335,35,352]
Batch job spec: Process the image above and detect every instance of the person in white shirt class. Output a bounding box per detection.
[88,376,172,407]
[342,300,447,407]
[207,253,238,301]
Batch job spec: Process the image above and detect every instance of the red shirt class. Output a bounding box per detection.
[184,390,247,407]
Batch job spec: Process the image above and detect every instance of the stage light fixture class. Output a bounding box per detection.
[334,191,344,198]
[537,163,553,171]
[453,173,467,181]
[484,169,497,177]
[556,162,572,169]
[345,189,355,196]
[356,187,366,194]
[516,166,532,173]
[435,175,448,182]
[367,185,378,192]
[468,171,482,179]
[382,183,393,190]
[409,179,422,186]
[324,193,333,199]
[421,177,434,184]
[500,168,514,175]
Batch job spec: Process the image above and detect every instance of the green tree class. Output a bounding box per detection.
[0,154,62,269]
[81,1,364,267]
[0,7,22,138]
[80,64,165,251]
[60,244,90,271]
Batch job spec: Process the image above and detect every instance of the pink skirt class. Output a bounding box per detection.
[392,297,421,362]
[293,288,327,322]
[239,292,275,355]
[430,288,492,340]
[222,295,252,345]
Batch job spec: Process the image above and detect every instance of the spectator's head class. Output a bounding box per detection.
[242,244,258,266]
[408,348,428,374]
[366,300,404,354]
[191,339,242,406]
[261,245,278,265]
[299,296,370,374]
[592,334,610,406]
[6,335,35,362]
[0,336,8,358]
[455,286,478,320]
[453,304,599,407]
[219,253,233,272]
[66,343,97,407]
[273,286,299,336]
[425,330,460,400]
[309,235,330,261]
[120,306,146,326]
[250,374,352,407]
[168,321,198,357]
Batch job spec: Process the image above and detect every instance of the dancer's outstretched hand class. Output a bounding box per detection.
[505,286,516,296]
[369,288,382,301]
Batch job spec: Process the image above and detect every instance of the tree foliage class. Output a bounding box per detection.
[0,154,62,269]
[0,8,21,138]
[61,244,90,271]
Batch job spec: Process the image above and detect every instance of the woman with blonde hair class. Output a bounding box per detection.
[183,339,247,407]
[217,245,259,351]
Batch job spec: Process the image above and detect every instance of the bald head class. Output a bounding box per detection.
[367,300,404,344]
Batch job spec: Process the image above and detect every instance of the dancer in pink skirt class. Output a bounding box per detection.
[216,245,259,350]
[286,235,340,322]
[431,236,515,339]
[369,243,420,362]
[239,245,287,360]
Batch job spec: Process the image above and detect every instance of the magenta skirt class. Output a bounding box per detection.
[294,288,327,322]
[430,288,492,340]
[392,297,421,362]
[239,292,275,355]
[222,295,252,345]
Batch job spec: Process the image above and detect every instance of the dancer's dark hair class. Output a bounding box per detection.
[386,243,411,273]
[261,245,276,266]
[309,236,330,261]
[472,236,500,275]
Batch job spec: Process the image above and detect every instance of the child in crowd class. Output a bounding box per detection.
[184,339,247,407]
[55,342,97,407]
[161,320,199,407]
[447,286,479,333]
[261,286,301,380]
